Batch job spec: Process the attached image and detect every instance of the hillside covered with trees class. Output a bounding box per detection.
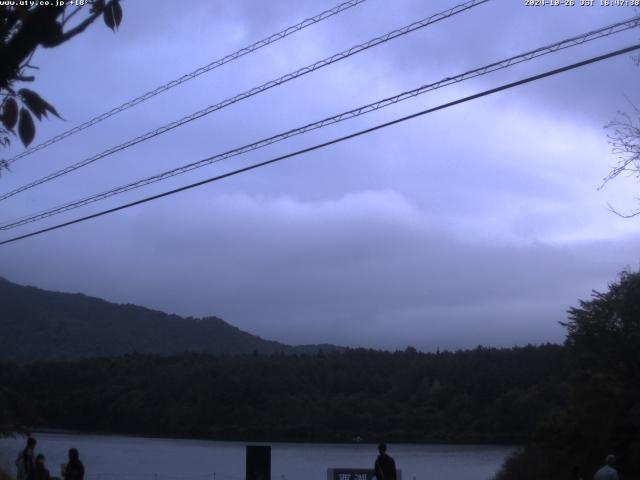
[0,344,568,444]
[1,271,638,480]
[0,277,333,362]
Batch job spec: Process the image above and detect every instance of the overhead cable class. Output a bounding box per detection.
[0,0,490,202]
[1,16,638,231]
[1,43,638,247]
[3,0,369,165]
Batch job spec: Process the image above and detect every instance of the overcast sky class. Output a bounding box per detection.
[1,0,639,351]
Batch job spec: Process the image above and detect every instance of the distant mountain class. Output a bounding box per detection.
[0,277,336,363]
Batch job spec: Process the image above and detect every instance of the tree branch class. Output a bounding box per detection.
[48,1,113,47]
[0,6,63,88]
[61,5,83,27]
[607,202,640,218]
[602,105,640,187]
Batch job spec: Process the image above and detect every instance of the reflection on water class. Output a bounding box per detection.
[0,433,516,480]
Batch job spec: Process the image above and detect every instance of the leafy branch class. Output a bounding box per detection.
[0,0,123,159]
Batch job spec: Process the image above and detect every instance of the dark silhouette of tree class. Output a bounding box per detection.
[0,345,569,444]
[0,1,123,168]
[496,269,640,480]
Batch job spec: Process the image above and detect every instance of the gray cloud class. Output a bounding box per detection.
[1,190,638,350]
[1,0,639,351]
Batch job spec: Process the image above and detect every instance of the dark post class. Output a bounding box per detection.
[246,445,271,480]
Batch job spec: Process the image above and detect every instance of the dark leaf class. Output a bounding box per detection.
[39,20,63,47]
[18,108,35,147]
[103,1,122,31]
[113,1,123,28]
[103,8,115,31]
[18,88,61,120]
[2,97,18,130]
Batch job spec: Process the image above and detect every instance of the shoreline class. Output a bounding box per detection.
[13,428,521,448]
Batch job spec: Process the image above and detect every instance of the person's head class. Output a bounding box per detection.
[378,443,387,454]
[35,454,45,466]
[68,449,79,462]
[606,454,616,466]
[26,437,36,450]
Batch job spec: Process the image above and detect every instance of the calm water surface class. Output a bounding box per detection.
[0,433,516,480]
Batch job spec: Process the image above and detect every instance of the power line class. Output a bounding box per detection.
[2,16,638,231]
[1,43,638,247]
[3,0,368,165]
[0,0,490,203]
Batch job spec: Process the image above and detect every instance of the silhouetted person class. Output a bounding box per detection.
[63,449,84,480]
[16,437,37,480]
[29,454,51,480]
[374,443,396,480]
[593,455,619,480]
[571,465,584,480]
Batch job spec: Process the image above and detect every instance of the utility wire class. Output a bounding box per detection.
[1,16,638,231]
[1,43,638,247]
[0,0,490,203]
[3,0,368,165]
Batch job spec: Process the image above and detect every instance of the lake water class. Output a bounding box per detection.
[0,433,516,480]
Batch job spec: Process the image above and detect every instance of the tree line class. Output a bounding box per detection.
[1,270,637,480]
[0,344,568,445]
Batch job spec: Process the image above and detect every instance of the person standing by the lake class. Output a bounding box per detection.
[593,455,619,480]
[15,437,37,480]
[374,443,396,480]
[28,454,51,480]
[63,448,85,480]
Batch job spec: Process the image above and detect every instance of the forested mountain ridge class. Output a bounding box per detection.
[0,345,569,444]
[0,277,571,445]
[1,270,638,479]
[0,276,334,362]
